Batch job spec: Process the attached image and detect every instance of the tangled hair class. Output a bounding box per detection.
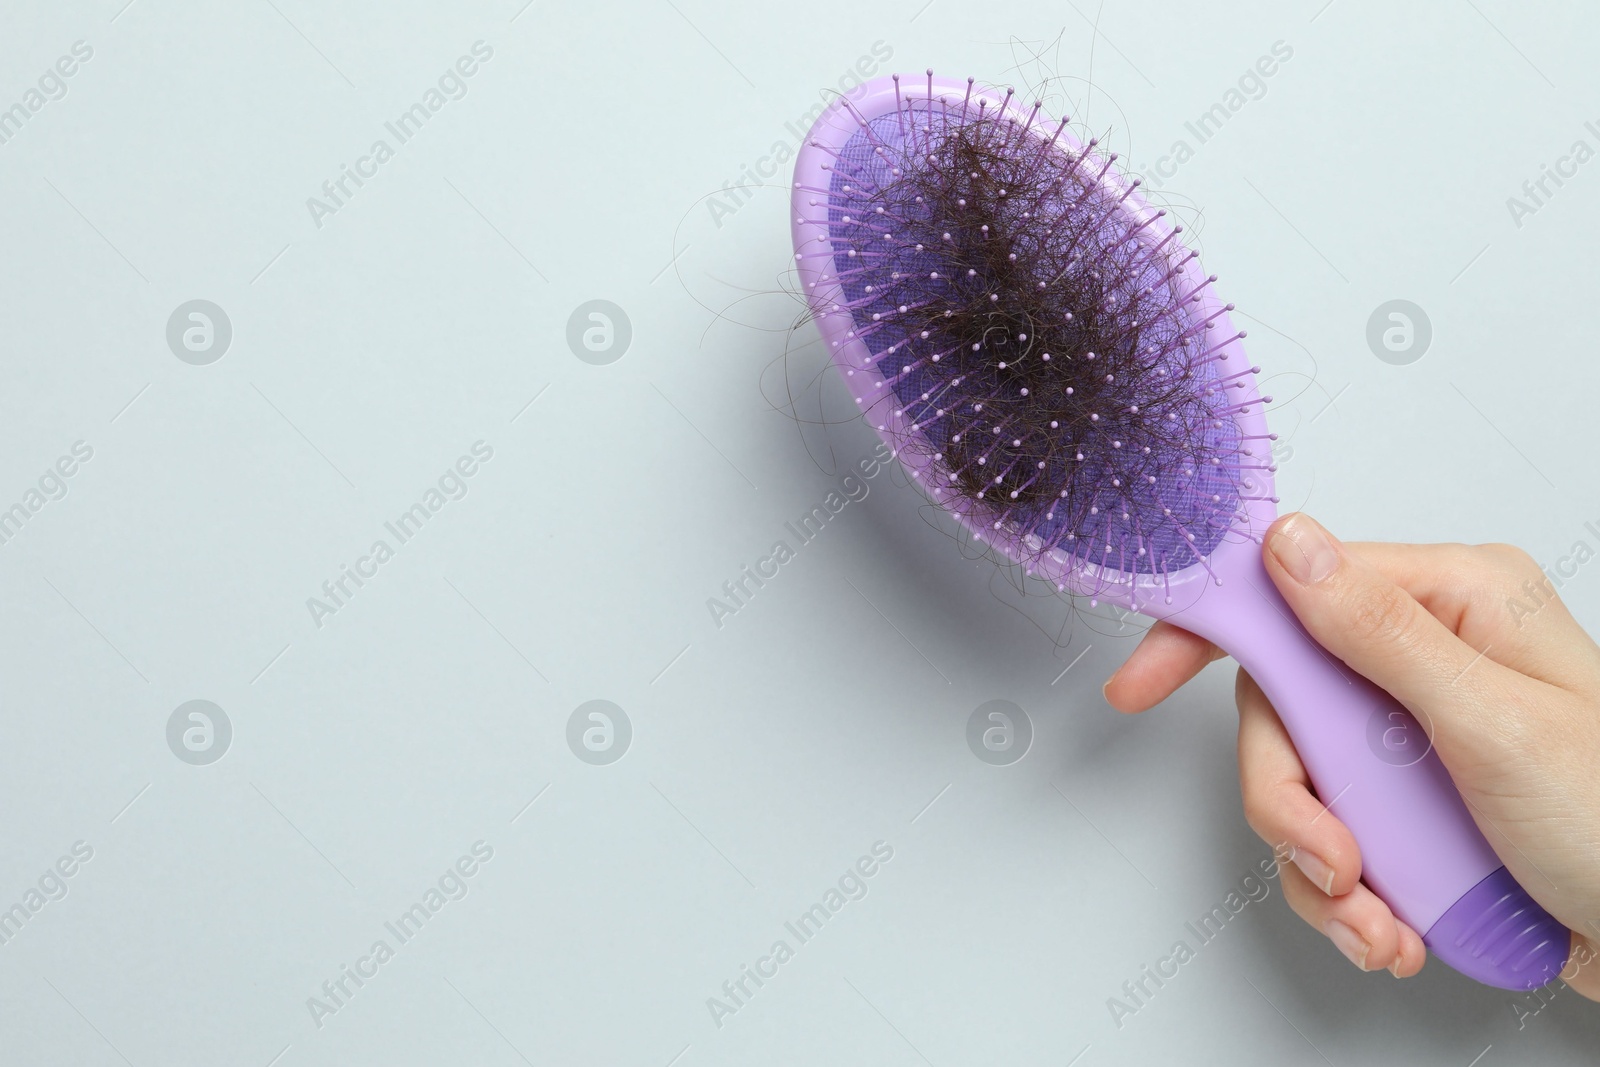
[817,85,1270,591]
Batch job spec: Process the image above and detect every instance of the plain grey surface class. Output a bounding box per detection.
[2,0,1598,1064]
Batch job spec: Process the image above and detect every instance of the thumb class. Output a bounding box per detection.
[1261,513,1508,760]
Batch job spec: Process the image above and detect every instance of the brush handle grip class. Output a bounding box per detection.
[1178,553,1569,990]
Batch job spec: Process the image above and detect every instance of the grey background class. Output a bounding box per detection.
[1,0,1597,1064]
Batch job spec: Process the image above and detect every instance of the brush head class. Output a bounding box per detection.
[793,74,1278,608]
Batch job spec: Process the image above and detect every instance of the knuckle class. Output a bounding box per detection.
[1237,769,1302,847]
[1235,763,1276,836]
[1240,796,1276,844]
[1312,830,1358,879]
[1344,583,1418,646]
[1277,868,1325,924]
[1477,542,1541,579]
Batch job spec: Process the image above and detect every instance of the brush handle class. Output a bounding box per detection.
[1176,551,1569,990]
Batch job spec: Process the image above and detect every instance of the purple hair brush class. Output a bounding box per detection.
[790,72,1568,990]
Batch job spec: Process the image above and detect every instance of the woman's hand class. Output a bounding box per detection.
[1104,512,1600,995]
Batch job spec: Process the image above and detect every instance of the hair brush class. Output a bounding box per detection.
[790,71,1569,990]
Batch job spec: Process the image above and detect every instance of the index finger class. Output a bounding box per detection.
[1103,620,1227,713]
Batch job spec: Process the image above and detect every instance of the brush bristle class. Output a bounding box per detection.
[801,76,1273,592]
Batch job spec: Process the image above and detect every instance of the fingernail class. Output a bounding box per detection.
[1292,847,1336,896]
[1323,919,1372,971]
[1267,515,1344,585]
[1389,958,1403,978]
[1269,515,1340,585]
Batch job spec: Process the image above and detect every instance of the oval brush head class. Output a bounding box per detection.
[791,72,1571,993]
[792,73,1273,611]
